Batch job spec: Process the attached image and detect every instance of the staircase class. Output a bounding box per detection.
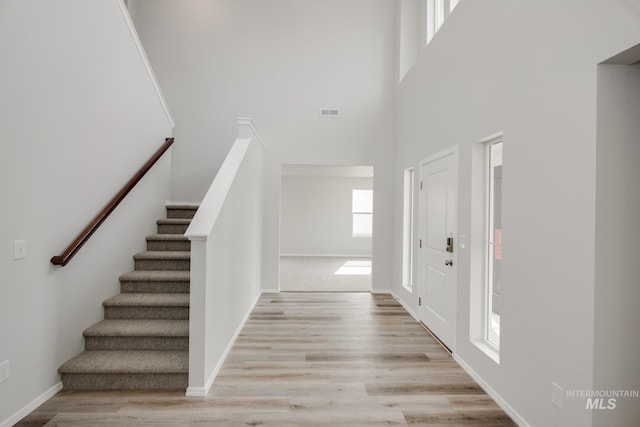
[58,204,197,390]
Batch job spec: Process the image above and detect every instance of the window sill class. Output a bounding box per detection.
[472,339,500,364]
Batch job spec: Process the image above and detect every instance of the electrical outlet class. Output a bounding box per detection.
[0,360,9,384]
[552,382,564,410]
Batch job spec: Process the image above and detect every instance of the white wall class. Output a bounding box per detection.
[398,0,428,82]
[0,1,173,424]
[399,0,421,81]
[127,0,396,291]
[280,175,373,256]
[593,62,640,427]
[392,1,640,426]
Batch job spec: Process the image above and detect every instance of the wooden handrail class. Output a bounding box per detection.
[51,137,175,266]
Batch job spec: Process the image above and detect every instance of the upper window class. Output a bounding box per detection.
[435,0,445,32]
[427,0,460,44]
[352,189,373,237]
[427,0,445,44]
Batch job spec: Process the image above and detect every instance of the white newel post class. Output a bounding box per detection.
[186,238,207,396]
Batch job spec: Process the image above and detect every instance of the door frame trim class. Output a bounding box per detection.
[418,145,459,353]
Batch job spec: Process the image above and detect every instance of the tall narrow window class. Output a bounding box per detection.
[427,0,445,44]
[486,140,503,348]
[402,168,415,291]
[435,0,445,31]
[426,0,435,44]
[352,189,373,237]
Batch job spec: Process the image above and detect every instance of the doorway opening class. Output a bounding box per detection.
[592,45,640,424]
[279,165,374,292]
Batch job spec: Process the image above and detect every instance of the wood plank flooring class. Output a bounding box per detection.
[16,292,516,426]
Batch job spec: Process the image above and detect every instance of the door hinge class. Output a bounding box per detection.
[419,239,422,248]
[420,181,423,190]
[418,297,422,306]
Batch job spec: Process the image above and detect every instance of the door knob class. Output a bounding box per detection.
[445,260,453,266]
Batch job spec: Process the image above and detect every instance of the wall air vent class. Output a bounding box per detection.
[320,108,340,117]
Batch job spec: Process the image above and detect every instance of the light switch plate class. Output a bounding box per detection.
[14,240,26,260]
[459,234,468,250]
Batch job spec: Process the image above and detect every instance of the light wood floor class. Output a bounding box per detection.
[17,293,516,426]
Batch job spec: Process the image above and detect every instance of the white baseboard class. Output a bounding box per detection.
[260,288,280,294]
[453,354,530,427]
[1,381,62,427]
[280,254,371,258]
[186,290,263,397]
[390,290,419,320]
[373,289,419,320]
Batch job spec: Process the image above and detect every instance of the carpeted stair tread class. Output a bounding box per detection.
[59,350,188,374]
[156,218,191,225]
[84,319,189,337]
[166,203,199,209]
[119,270,190,282]
[133,251,191,260]
[146,234,189,242]
[103,293,190,307]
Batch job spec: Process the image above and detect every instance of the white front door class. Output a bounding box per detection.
[418,147,458,351]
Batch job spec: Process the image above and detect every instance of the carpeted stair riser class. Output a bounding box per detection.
[157,219,190,234]
[82,319,189,350]
[85,336,188,351]
[146,238,191,252]
[119,271,190,294]
[121,281,189,293]
[132,249,190,271]
[104,306,189,320]
[103,292,189,319]
[134,258,190,271]
[166,206,198,219]
[60,373,188,390]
